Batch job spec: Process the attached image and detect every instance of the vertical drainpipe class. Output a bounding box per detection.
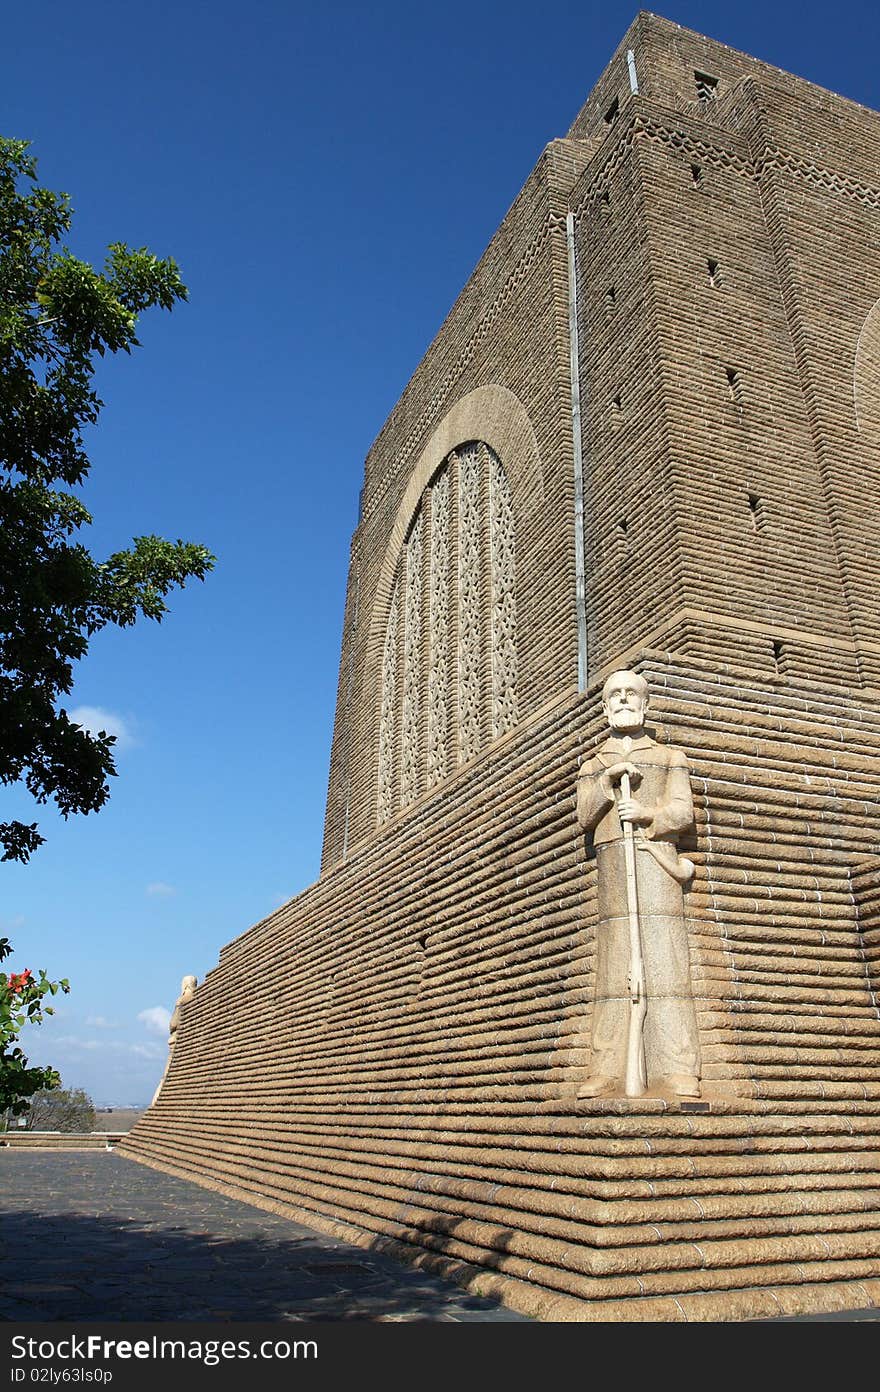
[341,562,360,860]
[566,211,588,693]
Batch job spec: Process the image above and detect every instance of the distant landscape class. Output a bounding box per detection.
[92,1109,145,1132]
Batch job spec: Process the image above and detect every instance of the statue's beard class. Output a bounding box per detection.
[608,708,644,732]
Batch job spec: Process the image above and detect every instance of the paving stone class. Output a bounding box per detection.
[0,1152,530,1322]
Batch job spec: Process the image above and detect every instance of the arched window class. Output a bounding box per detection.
[377,441,517,824]
[855,297,880,440]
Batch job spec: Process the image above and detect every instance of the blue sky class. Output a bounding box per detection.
[3,0,879,1105]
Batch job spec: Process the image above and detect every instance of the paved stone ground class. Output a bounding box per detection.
[2,1152,876,1322]
[0,1151,529,1323]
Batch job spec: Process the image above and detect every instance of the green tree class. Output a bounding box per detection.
[0,135,214,864]
[1,137,214,1116]
[24,1084,96,1132]
[0,936,68,1119]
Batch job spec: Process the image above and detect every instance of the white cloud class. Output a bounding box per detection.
[0,914,25,931]
[146,882,176,898]
[53,1034,165,1058]
[69,706,136,752]
[54,1035,102,1052]
[138,1006,171,1036]
[85,1015,119,1029]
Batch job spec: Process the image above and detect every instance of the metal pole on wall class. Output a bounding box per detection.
[566,211,588,692]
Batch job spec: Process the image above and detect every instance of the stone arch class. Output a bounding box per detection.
[854,296,880,438]
[368,385,542,675]
[368,386,541,823]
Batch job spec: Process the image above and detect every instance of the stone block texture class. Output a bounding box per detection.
[121,14,880,1320]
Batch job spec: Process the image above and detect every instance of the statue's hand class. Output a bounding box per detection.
[599,761,642,797]
[617,797,652,826]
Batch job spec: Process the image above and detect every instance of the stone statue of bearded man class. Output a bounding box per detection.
[576,670,701,1100]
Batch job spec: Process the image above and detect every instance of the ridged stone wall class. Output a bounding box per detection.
[122,16,880,1321]
[125,657,880,1320]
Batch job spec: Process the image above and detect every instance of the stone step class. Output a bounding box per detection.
[135,1103,880,1147]
[122,1128,880,1245]
[1,1133,121,1149]
[132,1125,880,1202]
[121,1140,880,1309]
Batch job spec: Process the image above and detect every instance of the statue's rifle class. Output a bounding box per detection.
[620,770,647,1097]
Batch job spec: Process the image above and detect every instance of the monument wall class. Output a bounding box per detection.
[122,14,880,1320]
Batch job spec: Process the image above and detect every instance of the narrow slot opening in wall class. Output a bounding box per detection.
[610,394,623,426]
[747,491,765,531]
[691,163,704,186]
[604,96,619,124]
[695,70,719,102]
[606,284,617,307]
[707,258,722,287]
[726,367,743,405]
[599,188,611,217]
[772,639,784,675]
[618,517,629,537]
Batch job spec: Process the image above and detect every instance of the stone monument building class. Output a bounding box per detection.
[122,13,880,1320]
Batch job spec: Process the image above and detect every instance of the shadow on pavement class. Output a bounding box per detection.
[0,1152,528,1323]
